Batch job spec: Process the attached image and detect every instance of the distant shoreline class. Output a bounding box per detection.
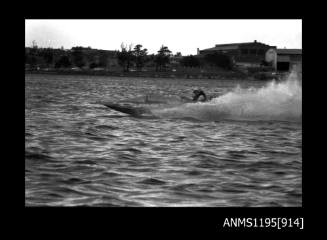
[25,69,276,81]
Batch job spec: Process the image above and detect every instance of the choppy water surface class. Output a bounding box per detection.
[25,73,302,207]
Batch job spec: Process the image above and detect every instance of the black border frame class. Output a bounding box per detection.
[21,8,309,234]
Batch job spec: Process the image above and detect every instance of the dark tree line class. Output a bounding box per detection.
[25,45,54,68]
[154,45,172,71]
[180,55,201,68]
[55,55,72,68]
[70,47,111,69]
[25,44,70,69]
[71,47,85,68]
[117,44,172,72]
[25,42,117,70]
[26,41,234,72]
[117,43,134,72]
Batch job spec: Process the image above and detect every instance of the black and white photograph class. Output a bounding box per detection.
[25,19,302,209]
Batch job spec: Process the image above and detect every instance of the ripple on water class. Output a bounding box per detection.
[95,126,119,133]
[185,170,203,176]
[138,178,167,186]
[120,147,143,154]
[25,74,302,207]
[73,159,97,165]
[25,150,56,163]
[226,150,248,159]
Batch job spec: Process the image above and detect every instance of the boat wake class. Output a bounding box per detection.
[151,72,302,122]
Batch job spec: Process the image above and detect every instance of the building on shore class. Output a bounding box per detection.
[276,49,302,73]
[197,41,302,74]
[198,40,277,68]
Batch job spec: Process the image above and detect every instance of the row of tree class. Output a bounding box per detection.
[117,44,233,71]
[117,44,173,72]
[25,42,234,71]
[25,45,114,70]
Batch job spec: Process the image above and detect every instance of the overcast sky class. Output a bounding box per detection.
[25,19,302,55]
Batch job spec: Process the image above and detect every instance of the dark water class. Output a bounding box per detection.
[25,74,302,207]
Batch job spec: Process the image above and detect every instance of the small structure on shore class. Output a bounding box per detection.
[276,49,302,73]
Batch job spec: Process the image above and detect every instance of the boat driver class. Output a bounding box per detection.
[192,89,207,102]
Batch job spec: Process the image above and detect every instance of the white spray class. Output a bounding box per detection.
[152,72,302,122]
